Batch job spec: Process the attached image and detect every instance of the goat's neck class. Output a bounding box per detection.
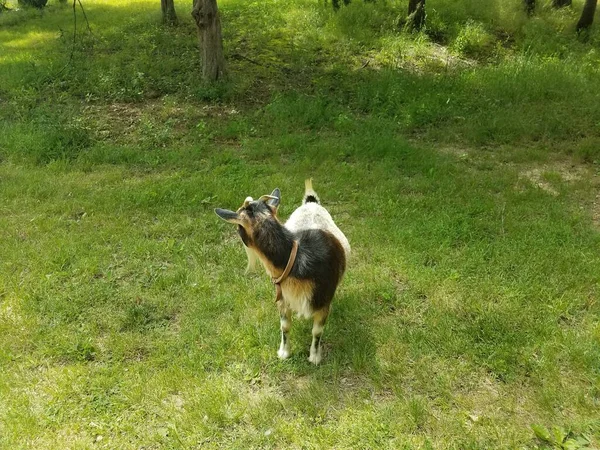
[253,219,295,275]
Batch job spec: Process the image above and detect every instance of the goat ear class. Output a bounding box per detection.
[215,208,242,224]
[267,188,281,208]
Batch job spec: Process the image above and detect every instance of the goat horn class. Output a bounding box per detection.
[258,195,278,202]
[242,196,253,208]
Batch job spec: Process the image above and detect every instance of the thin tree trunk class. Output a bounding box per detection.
[407,0,426,31]
[192,0,226,81]
[577,0,597,31]
[552,0,571,7]
[161,0,178,25]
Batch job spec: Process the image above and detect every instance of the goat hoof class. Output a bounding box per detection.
[277,348,290,359]
[308,353,322,365]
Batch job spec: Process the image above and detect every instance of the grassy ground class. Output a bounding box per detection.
[1,0,600,448]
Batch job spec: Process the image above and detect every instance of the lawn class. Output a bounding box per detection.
[1,0,600,448]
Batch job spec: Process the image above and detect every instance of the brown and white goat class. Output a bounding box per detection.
[215,180,350,364]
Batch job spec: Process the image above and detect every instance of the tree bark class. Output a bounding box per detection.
[552,0,571,7]
[407,0,426,31]
[192,0,226,81]
[161,0,178,25]
[524,0,535,15]
[577,0,597,31]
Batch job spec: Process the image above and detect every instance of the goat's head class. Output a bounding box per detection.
[214,188,281,248]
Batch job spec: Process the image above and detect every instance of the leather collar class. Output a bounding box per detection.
[272,240,299,302]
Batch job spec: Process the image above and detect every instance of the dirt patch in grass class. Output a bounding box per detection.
[521,168,560,196]
[438,144,600,229]
[428,44,477,70]
[83,102,146,143]
[82,101,241,145]
[437,145,472,159]
[521,162,586,196]
[519,161,587,196]
[518,160,600,230]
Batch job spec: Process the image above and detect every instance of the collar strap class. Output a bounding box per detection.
[273,240,299,302]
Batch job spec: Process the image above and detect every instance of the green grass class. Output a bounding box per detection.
[1,0,600,448]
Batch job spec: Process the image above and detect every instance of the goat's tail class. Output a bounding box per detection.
[303,178,320,205]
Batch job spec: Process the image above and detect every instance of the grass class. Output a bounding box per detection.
[1,0,600,448]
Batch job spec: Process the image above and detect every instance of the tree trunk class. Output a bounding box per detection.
[192,0,226,81]
[552,0,571,7]
[577,0,597,31]
[161,0,178,25]
[524,0,535,15]
[407,0,426,31]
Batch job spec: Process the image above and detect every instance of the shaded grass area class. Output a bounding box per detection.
[1,0,600,448]
[1,0,600,154]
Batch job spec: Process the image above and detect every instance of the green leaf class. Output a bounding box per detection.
[552,426,567,444]
[563,439,578,450]
[532,424,552,443]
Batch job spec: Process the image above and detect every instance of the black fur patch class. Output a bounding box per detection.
[313,334,321,347]
[290,229,346,311]
[237,225,251,246]
[305,195,319,204]
[242,200,271,217]
[252,217,295,269]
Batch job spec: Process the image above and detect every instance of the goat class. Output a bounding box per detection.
[215,180,350,364]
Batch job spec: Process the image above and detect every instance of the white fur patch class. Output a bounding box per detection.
[312,323,324,336]
[278,346,290,359]
[280,283,313,319]
[243,245,259,273]
[285,203,351,259]
[308,344,322,365]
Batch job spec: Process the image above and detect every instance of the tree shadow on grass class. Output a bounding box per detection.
[2,0,600,147]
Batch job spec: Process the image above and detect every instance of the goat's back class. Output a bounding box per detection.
[286,203,351,260]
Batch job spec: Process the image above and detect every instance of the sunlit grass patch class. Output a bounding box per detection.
[0,30,57,49]
[1,0,600,447]
[2,127,600,446]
